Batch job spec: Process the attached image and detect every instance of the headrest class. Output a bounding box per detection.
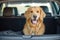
[3,7,18,17]
[3,7,13,16]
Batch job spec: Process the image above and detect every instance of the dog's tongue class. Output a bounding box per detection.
[32,20,37,24]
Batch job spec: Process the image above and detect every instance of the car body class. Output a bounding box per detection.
[0,1,60,40]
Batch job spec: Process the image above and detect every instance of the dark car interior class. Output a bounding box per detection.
[0,1,60,40]
[0,6,59,34]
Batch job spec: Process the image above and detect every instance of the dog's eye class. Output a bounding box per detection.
[37,11,39,13]
[31,11,33,13]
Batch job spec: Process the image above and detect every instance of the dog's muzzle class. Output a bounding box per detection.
[33,15,37,20]
[31,15,38,24]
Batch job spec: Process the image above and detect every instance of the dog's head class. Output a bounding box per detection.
[24,6,46,24]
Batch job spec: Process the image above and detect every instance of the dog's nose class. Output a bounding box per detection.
[33,15,37,18]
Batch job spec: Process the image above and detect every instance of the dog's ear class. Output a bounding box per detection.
[24,7,31,20]
[24,11,28,19]
[40,8,46,21]
[24,10,29,20]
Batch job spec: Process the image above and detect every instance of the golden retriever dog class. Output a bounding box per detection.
[23,6,46,35]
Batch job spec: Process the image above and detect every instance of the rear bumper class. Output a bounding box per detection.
[0,34,60,40]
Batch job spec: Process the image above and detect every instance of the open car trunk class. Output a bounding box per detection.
[0,1,60,40]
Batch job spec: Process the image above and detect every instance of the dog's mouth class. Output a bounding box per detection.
[31,19,38,24]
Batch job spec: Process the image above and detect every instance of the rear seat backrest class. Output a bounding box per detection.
[40,6,57,34]
[3,7,14,16]
[44,17,57,34]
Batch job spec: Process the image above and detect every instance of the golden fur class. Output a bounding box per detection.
[23,6,46,35]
